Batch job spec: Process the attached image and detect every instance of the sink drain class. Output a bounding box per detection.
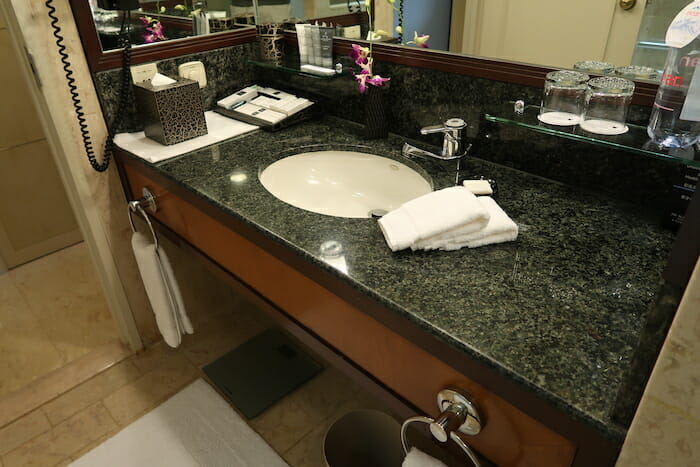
[368,209,389,218]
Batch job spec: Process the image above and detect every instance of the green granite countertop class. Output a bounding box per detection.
[119,117,675,440]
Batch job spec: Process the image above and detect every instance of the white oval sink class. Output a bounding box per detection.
[259,150,432,218]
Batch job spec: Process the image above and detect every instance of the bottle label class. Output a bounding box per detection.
[679,63,700,121]
[667,1,700,48]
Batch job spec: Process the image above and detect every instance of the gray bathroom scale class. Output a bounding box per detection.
[203,328,322,419]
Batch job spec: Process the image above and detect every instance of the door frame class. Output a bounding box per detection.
[0,0,142,352]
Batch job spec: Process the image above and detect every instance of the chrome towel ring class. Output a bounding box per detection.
[401,388,483,467]
[128,187,159,248]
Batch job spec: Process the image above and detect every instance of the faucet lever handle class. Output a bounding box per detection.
[420,118,467,135]
[420,124,448,135]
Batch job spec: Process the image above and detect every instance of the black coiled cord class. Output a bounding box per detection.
[45,0,133,172]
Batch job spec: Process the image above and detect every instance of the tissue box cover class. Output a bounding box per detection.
[134,78,207,146]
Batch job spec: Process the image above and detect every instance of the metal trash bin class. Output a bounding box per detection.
[324,410,405,467]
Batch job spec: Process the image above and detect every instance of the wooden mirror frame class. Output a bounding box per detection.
[69,0,658,105]
[68,0,257,71]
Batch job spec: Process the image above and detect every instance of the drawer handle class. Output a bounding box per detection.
[401,387,483,466]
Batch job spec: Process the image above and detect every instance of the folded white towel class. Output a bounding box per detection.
[418,196,518,251]
[114,112,258,163]
[402,447,448,467]
[378,187,489,251]
[131,232,193,347]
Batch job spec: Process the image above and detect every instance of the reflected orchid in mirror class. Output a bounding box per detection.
[139,16,166,43]
[350,44,390,93]
[407,31,430,48]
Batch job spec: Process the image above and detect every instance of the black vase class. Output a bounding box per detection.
[363,86,388,139]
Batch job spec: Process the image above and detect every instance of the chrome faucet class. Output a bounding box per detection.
[402,118,471,161]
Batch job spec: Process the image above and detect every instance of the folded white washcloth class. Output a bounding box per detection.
[426,196,518,251]
[402,447,448,467]
[378,187,490,251]
[131,232,193,347]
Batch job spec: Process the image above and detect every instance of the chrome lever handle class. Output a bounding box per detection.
[420,124,449,135]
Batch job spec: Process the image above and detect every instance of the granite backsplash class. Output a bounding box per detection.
[93,42,686,215]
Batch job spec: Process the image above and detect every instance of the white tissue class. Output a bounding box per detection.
[402,447,447,467]
[151,73,177,87]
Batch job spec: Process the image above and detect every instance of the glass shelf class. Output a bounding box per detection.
[484,103,700,168]
[246,58,348,80]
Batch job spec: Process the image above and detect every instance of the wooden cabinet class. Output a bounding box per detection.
[118,154,621,466]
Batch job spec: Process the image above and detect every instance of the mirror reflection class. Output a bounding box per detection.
[363,0,690,83]
[89,0,688,83]
[89,0,368,51]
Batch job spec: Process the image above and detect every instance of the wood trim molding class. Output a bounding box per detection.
[68,0,256,72]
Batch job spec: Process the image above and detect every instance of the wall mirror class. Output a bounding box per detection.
[72,0,660,105]
[87,1,368,52]
[267,0,687,85]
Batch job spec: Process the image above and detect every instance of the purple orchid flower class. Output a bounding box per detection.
[140,16,166,43]
[349,44,390,93]
[367,75,390,87]
[350,44,370,66]
[407,32,430,48]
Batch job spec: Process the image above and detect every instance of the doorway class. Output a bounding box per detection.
[0,6,124,421]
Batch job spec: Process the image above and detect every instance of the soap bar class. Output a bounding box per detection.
[236,103,286,124]
[269,97,312,116]
[462,180,493,195]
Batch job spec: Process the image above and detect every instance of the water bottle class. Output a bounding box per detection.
[648,41,700,148]
[647,0,700,150]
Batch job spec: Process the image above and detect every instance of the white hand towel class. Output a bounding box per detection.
[131,232,193,347]
[432,196,518,251]
[402,447,448,467]
[378,187,490,251]
[155,244,194,336]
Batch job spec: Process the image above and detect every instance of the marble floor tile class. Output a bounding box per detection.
[180,310,266,367]
[283,416,334,467]
[125,341,178,375]
[250,397,318,456]
[68,431,115,462]
[8,243,118,363]
[0,275,64,398]
[0,339,130,428]
[102,351,198,426]
[2,402,116,467]
[0,409,51,456]
[41,359,142,426]
[289,368,366,423]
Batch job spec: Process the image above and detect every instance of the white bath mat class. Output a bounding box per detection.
[70,379,288,467]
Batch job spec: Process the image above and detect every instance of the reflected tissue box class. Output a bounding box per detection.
[133,77,207,146]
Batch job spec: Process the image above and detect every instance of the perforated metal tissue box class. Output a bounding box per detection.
[134,78,207,146]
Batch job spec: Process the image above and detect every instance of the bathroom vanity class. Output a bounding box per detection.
[115,118,674,466]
